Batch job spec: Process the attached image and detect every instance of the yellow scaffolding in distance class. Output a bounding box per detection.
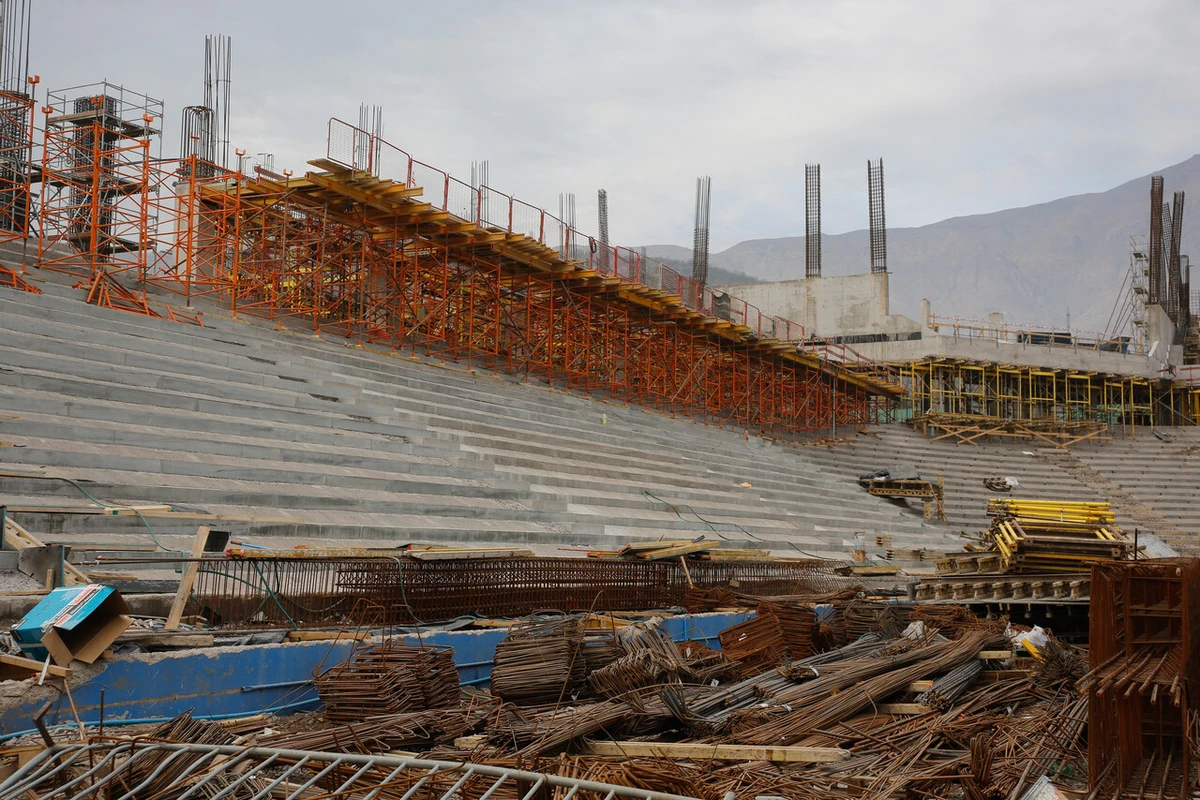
[899,357,1194,434]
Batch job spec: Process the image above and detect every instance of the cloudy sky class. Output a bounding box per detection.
[30,0,1200,252]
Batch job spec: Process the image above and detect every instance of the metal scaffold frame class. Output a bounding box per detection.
[0,80,34,247]
[901,357,1196,436]
[122,118,900,440]
[37,82,161,280]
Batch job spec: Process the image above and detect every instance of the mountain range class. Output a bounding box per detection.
[644,155,1200,332]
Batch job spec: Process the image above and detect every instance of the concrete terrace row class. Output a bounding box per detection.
[802,425,1199,555]
[0,273,962,563]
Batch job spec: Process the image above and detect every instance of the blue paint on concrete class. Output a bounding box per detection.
[0,611,752,735]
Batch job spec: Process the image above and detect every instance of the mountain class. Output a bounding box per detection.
[645,155,1200,332]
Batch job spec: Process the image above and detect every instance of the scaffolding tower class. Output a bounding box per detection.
[37,82,162,278]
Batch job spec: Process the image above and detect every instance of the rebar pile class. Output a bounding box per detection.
[587,622,738,698]
[588,623,687,698]
[684,586,736,612]
[757,601,817,659]
[732,632,1005,745]
[840,599,910,640]
[717,612,788,674]
[260,705,493,754]
[111,712,262,800]
[675,639,738,685]
[315,642,460,723]
[490,617,587,705]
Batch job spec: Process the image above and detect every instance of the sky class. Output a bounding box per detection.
[28,0,1200,252]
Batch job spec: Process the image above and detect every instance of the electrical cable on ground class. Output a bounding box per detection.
[8,474,171,551]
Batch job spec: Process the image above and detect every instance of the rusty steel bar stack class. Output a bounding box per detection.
[1084,558,1199,800]
[315,641,461,723]
[187,555,854,629]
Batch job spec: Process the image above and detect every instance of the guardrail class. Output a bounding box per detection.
[928,314,1145,356]
[324,118,810,343]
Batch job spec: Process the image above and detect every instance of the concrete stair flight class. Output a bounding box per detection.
[0,272,963,567]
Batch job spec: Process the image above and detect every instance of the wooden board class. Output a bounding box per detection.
[284,631,370,642]
[1,504,172,515]
[406,547,533,561]
[165,526,210,630]
[3,518,91,586]
[117,632,214,648]
[581,740,850,763]
[0,653,72,679]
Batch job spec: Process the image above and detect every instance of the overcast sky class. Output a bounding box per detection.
[30,0,1200,252]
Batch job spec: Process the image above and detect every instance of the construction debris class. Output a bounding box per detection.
[858,468,947,520]
[11,584,131,665]
[983,475,1019,492]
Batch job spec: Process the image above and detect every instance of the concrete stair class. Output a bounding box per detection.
[799,425,1197,555]
[0,273,962,565]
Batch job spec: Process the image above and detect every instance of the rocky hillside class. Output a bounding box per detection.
[646,155,1200,331]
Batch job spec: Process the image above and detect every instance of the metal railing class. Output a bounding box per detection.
[1,742,700,800]
[928,314,1145,356]
[324,118,814,344]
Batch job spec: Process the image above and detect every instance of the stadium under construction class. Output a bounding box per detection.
[1,10,1200,800]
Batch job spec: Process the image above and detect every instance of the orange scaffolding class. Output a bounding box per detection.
[37,83,160,279]
[0,80,36,249]
[51,118,901,439]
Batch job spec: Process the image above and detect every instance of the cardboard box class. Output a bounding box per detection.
[11,584,132,666]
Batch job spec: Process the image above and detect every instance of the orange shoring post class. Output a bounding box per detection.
[142,155,244,306]
[77,270,159,319]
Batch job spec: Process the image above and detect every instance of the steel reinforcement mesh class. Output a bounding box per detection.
[186,556,851,628]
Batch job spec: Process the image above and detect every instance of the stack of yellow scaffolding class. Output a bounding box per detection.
[984,499,1131,573]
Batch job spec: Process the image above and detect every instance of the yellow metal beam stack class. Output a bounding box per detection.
[983,499,1131,573]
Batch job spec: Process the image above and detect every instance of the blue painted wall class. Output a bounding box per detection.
[0,611,752,739]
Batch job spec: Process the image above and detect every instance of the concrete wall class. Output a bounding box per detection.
[716,272,920,339]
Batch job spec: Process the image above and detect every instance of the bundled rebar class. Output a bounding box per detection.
[116,712,261,800]
[490,617,587,704]
[841,600,910,640]
[588,622,685,698]
[916,659,983,710]
[315,642,460,724]
[758,602,818,658]
[717,612,788,674]
[733,631,1004,745]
